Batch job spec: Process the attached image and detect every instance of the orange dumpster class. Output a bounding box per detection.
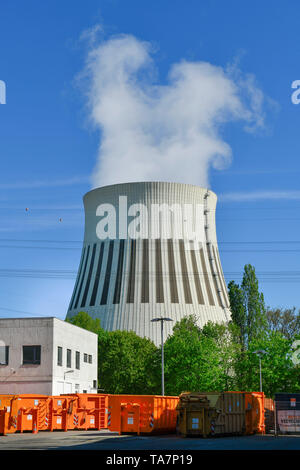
[69,394,109,430]
[224,391,265,435]
[107,395,179,435]
[0,395,19,410]
[245,392,265,434]
[0,394,49,434]
[47,396,77,432]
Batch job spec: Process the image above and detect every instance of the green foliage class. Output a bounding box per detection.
[265,307,300,340]
[67,311,102,335]
[227,280,246,347]
[67,311,160,394]
[234,332,300,397]
[98,330,160,394]
[228,264,266,349]
[241,264,266,344]
[66,296,300,398]
[164,315,240,395]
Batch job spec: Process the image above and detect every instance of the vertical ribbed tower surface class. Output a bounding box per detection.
[66,182,231,345]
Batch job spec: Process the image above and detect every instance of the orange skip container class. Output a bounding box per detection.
[60,393,109,430]
[107,395,179,435]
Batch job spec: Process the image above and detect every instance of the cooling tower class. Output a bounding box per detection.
[66,182,230,345]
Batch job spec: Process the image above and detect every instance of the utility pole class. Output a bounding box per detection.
[252,350,267,392]
[151,317,173,396]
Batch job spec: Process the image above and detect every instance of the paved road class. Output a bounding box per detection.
[1,430,300,450]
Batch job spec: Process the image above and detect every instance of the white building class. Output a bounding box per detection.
[67,182,231,345]
[0,317,98,395]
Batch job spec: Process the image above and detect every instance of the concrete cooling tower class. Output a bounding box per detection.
[66,182,231,345]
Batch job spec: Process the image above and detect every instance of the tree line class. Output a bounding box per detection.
[67,264,300,398]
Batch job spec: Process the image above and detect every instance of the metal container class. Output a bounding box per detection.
[60,393,109,430]
[264,398,275,433]
[275,393,300,434]
[228,391,265,434]
[107,395,179,435]
[176,392,246,437]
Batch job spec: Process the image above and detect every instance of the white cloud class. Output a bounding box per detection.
[80,33,266,188]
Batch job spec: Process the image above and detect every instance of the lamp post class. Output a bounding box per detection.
[151,317,173,396]
[252,350,267,392]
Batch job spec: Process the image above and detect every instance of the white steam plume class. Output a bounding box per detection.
[81,33,265,188]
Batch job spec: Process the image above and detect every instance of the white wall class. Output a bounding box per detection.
[0,318,53,395]
[0,317,98,396]
[52,318,98,395]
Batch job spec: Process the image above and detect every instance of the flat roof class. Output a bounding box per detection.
[0,316,98,336]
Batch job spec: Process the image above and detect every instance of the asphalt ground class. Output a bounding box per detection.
[0,430,300,451]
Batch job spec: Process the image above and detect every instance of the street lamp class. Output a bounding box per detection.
[151,317,173,396]
[252,350,267,392]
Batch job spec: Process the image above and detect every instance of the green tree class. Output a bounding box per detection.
[234,331,300,396]
[67,311,102,335]
[241,264,266,345]
[98,330,160,394]
[228,264,266,349]
[265,307,300,340]
[67,311,159,394]
[227,280,246,348]
[164,316,240,395]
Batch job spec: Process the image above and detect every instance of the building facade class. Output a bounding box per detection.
[66,182,231,345]
[0,317,98,395]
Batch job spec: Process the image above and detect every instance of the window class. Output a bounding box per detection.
[88,355,92,364]
[84,353,88,363]
[75,351,80,370]
[0,346,9,365]
[93,380,97,389]
[57,346,63,366]
[23,346,41,365]
[66,349,72,368]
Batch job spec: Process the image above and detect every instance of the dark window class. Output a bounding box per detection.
[179,239,192,304]
[76,351,80,370]
[57,346,63,366]
[93,380,97,389]
[126,239,136,303]
[100,240,114,305]
[83,390,87,393]
[190,248,205,304]
[23,345,41,365]
[141,239,149,303]
[81,243,97,307]
[84,353,88,363]
[90,243,104,306]
[167,239,179,303]
[155,239,164,303]
[67,349,72,368]
[113,240,125,304]
[0,346,9,365]
[199,248,215,306]
[88,355,92,364]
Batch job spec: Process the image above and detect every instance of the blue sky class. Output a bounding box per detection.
[0,0,300,319]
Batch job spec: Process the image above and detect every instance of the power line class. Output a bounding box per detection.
[0,307,55,317]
